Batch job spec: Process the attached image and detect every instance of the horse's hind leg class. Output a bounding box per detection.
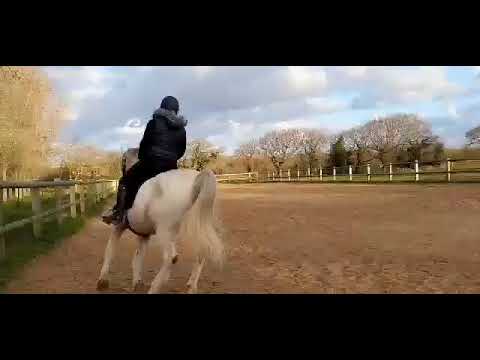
[132,236,148,291]
[148,230,177,294]
[97,224,126,291]
[186,256,206,294]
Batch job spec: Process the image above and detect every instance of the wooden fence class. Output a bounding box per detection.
[0,179,118,260]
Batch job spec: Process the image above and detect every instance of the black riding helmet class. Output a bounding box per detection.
[160,96,180,114]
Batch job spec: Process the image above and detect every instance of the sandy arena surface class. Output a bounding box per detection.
[6,183,480,294]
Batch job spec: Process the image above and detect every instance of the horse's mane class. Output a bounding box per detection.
[123,148,139,174]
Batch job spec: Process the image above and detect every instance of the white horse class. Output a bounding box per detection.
[97,148,224,294]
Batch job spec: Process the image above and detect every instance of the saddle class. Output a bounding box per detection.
[124,213,151,238]
[102,209,151,238]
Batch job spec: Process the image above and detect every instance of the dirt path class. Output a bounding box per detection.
[6,183,480,293]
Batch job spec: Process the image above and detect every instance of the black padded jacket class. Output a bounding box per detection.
[138,108,187,162]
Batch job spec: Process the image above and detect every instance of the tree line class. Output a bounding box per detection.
[181,114,480,175]
[2,66,480,180]
[0,66,123,182]
[0,66,67,182]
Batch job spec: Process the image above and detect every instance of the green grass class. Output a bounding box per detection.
[0,194,113,292]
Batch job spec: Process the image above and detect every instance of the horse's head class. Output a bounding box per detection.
[122,148,139,175]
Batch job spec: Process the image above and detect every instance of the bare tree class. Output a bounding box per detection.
[466,125,480,146]
[298,128,329,170]
[234,139,259,172]
[342,125,373,171]
[0,66,66,182]
[259,129,303,172]
[179,139,221,171]
[363,114,433,165]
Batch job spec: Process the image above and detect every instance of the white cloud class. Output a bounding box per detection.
[333,66,462,106]
[136,66,156,72]
[447,102,459,119]
[305,97,349,113]
[193,66,213,78]
[63,109,79,122]
[274,118,315,130]
[124,117,143,128]
[82,118,146,151]
[43,66,475,153]
[287,66,327,92]
[342,66,368,78]
[71,86,110,102]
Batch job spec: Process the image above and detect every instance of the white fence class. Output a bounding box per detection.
[215,158,480,184]
[216,172,259,183]
[0,179,118,260]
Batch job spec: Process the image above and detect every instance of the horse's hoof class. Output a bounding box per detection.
[172,255,178,264]
[133,281,145,292]
[187,284,197,294]
[97,279,109,291]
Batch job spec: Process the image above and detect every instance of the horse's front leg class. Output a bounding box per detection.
[97,224,126,291]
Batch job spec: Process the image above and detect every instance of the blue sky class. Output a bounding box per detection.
[43,66,480,154]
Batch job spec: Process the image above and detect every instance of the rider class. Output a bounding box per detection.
[103,96,187,225]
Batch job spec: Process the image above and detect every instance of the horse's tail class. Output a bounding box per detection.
[181,169,224,267]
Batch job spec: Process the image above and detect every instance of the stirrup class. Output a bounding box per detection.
[112,212,127,226]
[101,209,115,225]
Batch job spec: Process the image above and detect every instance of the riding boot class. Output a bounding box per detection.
[101,184,127,225]
[112,184,127,225]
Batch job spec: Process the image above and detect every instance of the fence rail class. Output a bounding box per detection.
[0,179,119,260]
[215,158,480,185]
[216,172,259,183]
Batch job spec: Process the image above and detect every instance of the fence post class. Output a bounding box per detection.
[79,185,86,215]
[288,169,291,181]
[349,165,353,181]
[389,163,393,181]
[267,172,270,181]
[367,164,371,182]
[415,160,420,182]
[272,172,275,181]
[92,183,98,204]
[297,169,300,180]
[447,158,451,182]
[279,169,283,182]
[31,188,42,238]
[0,193,5,260]
[333,167,336,181]
[319,167,323,181]
[54,180,63,226]
[86,183,92,206]
[69,186,77,218]
[308,167,311,181]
